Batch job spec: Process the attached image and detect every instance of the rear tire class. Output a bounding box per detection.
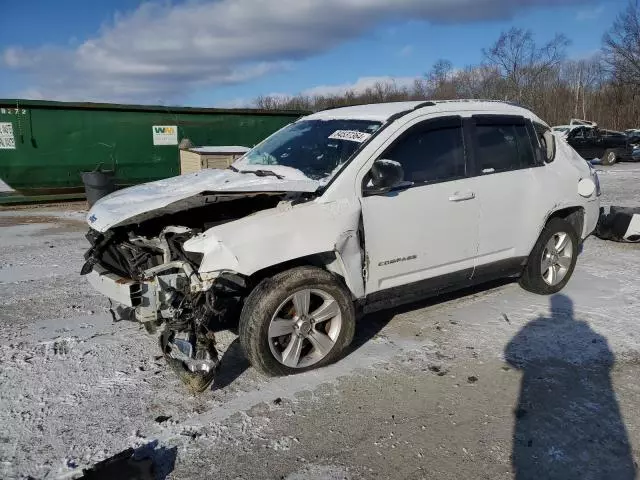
[601,149,618,166]
[520,218,579,295]
[239,266,356,377]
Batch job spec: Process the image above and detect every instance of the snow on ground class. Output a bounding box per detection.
[0,165,639,479]
[0,178,14,193]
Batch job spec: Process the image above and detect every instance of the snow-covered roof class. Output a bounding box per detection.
[304,102,427,122]
[190,146,251,154]
[570,119,597,126]
[304,100,540,123]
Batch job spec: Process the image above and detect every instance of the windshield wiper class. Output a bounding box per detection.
[232,168,284,180]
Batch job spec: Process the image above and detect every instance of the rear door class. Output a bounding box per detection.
[464,115,547,275]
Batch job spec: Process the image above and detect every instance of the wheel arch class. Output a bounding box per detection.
[546,206,585,240]
[519,215,580,295]
[525,205,585,261]
[246,250,364,300]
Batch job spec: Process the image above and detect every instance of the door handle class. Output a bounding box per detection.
[448,191,475,202]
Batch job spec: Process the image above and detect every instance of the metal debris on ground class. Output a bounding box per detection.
[595,206,640,242]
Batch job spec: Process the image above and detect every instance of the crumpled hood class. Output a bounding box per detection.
[87,167,320,232]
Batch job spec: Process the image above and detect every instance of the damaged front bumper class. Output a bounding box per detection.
[86,260,212,320]
[85,258,229,393]
[86,264,142,308]
[81,224,250,392]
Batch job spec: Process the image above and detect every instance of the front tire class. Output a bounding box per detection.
[520,218,579,295]
[239,266,356,377]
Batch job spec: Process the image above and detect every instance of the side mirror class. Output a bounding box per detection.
[543,131,556,163]
[364,159,405,195]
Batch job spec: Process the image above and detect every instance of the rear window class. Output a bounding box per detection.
[475,123,537,174]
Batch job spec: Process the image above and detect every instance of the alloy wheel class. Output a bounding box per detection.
[267,289,342,368]
[540,232,574,286]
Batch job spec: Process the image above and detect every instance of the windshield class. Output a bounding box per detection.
[233,119,381,181]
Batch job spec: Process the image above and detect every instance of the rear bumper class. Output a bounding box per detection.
[618,145,636,161]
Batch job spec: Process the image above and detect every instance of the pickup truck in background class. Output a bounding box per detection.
[566,124,639,165]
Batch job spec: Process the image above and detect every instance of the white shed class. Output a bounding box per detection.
[180,146,250,174]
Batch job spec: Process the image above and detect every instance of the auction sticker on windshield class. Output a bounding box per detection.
[329,130,372,143]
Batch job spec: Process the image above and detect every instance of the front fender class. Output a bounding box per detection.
[183,199,364,294]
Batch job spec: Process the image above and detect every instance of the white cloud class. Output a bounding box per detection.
[576,5,605,21]
[2,0,589,103]
[398,45,414,57]
[301,76,421,97]
[214,97,253,108]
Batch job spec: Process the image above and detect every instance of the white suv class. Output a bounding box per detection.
[82,100,601,391]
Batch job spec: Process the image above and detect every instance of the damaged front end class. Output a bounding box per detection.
[81,194,284,392]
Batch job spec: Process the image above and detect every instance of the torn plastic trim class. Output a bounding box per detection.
[183,234,241,273]
[330,229,365,298]
[142,261,218,296]
[160,327,219,394]
[128,226,193,265]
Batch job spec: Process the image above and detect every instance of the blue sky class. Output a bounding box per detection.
[0,0,627,107]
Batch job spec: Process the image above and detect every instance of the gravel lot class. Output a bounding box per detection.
[1,164,639,480]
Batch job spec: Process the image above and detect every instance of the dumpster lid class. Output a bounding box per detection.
[189,146,251,154]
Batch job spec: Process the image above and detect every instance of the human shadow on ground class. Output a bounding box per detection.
[80,440,177,480]
[505,294,636,480]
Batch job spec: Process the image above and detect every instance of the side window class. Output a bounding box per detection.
[380,121,466,184]
[570,127,585,139]
[474,120,537,174]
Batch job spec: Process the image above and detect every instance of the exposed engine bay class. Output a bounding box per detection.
[81,193,290,392]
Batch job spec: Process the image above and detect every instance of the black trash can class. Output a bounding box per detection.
[81,170,116,207]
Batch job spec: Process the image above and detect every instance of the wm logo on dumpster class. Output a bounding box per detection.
[152,125,178,145]
[154,127,174,134]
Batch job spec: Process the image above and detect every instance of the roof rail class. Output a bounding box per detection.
[317,100,436,114]
[316,102,367,113]
[386,101,435,123]
[430,98,527,108]
[412,101,436,111]
[316,98,528,114]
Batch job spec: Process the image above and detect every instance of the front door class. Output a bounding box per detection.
[360,116,479,295]
[568,127,603,160]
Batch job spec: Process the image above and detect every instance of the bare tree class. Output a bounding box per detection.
[251,10,640,129]
[482,28,570,102]
[452,65,503,99]
[603,0,640,87]
[561,57,606,119]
